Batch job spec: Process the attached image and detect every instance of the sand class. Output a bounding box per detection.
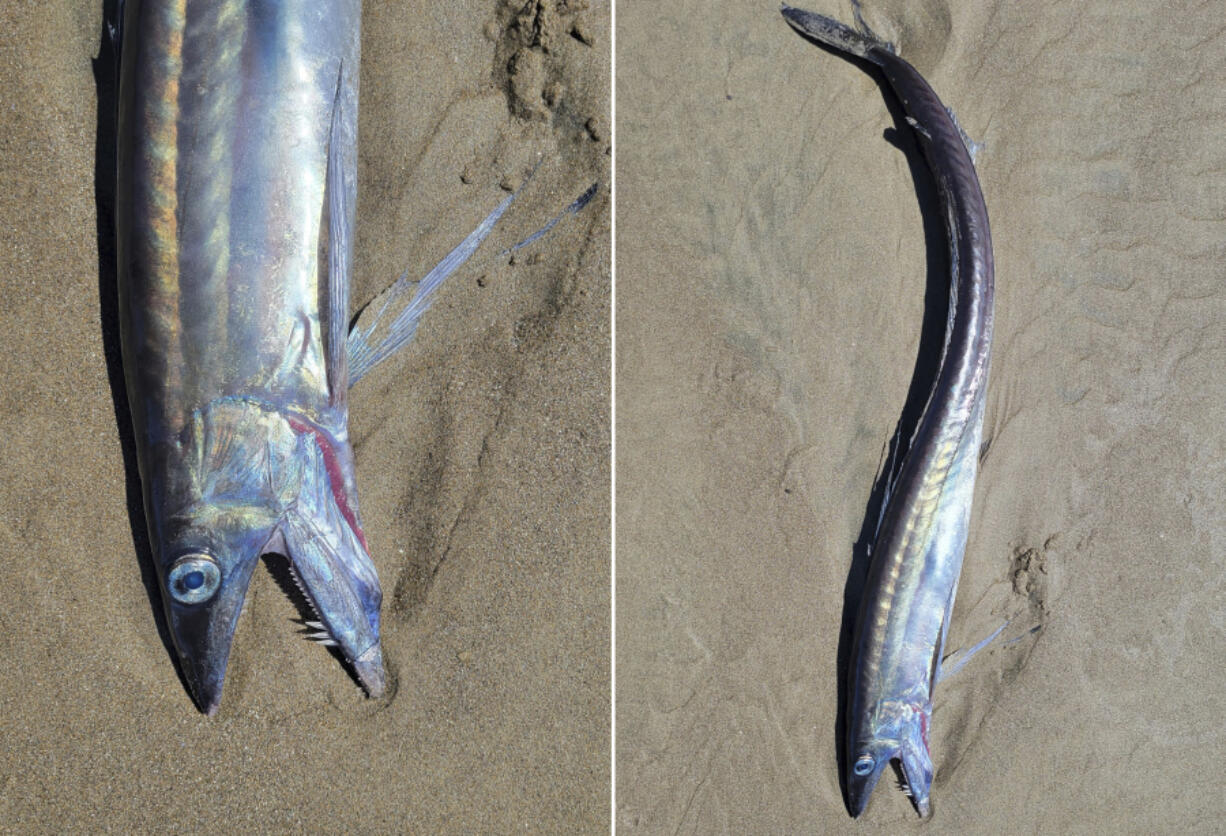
[0,1,609,832]
[616,0,1226,831]
[7,0,1226,831]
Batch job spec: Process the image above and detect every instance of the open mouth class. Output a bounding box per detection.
[262,551,339,649]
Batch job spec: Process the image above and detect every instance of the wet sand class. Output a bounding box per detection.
[617,1,1226,831]
[0,1,609,831]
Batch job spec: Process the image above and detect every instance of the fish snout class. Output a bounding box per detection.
[352,642,386,699]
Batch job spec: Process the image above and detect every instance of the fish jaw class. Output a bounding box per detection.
[351,643,387,698]
[846,743,892,818]
[898,709,935,818]
[278,507,385,698]
[153,397,384,712]
[161,525,268,715]
[847,698,934,818]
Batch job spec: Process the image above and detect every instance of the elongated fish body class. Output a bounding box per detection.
[115,0,381,713]
[782,6,995,818]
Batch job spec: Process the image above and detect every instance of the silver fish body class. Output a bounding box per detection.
[116,0,381,713]
[783,6,995,818]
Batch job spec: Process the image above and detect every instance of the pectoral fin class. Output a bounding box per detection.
[937,620,1007,683]
[345,175,599,387]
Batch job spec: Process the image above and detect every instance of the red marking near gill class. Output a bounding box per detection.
[285,414,369,551]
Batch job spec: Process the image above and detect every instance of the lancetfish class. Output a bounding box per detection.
[114,0,576,713]
[783,4,996,818]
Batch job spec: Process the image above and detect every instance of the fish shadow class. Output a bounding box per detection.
[93,0,193,702]
[786,31,952,815]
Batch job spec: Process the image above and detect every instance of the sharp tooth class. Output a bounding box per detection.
[286,564,322,618]
[304,620,324,629]
[309,631,331,640]
[319,639,338,647]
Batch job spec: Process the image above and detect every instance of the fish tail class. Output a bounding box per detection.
[780,3,895,61]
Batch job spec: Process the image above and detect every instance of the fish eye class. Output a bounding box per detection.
[168,553,221,604]
[853,755,875,776]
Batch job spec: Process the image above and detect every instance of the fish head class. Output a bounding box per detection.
[846,738,893,819]
[157,510,275,715]
[152,400,385,714]
[847,698,934,818]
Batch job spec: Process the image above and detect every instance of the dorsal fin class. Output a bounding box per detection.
[110,0,125,56]
[324,62,353,406]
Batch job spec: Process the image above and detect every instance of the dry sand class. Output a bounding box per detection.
[0,1,609,832]
[617,0,1226,831]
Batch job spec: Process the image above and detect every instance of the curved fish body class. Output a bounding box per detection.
[783,5,995,818]
[115,0,381,713]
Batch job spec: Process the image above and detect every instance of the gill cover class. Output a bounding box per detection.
[157,398,383,714]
